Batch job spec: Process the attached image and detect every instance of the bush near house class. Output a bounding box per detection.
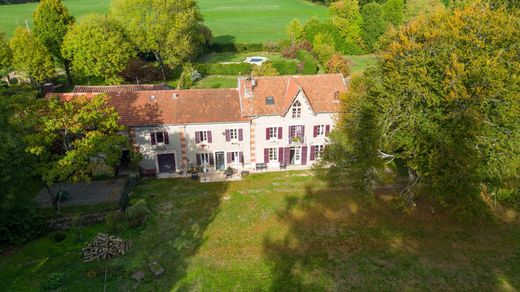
[296,50,319,74]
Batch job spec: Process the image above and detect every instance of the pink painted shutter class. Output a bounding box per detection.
[196,154,201,166]
[278,127,282,139]
[209,153,215,165]
[313,126,318,137]
[150,132,156,145]
[207,131,212,143]
[325,125,331,135]
[284,147,290,164]
[278,147,284,162]
[195,131,200,144]
[163,131,169,144]
[239,152,244,163]
[301,126,305,139]
[238,129,243,141]
[227,152,232,163]
[301,146,308,165]
[264,148,269,163]
[310,146,316,161]
[266,128,270,140]
[225,129,231,142]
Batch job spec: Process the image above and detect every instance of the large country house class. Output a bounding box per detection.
[57,74,347,176]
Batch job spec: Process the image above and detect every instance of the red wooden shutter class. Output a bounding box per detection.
[195,131,200,144]
[301,146,308,165]
[238,129,243,141]
[150,132,156,145]
[278,147,284,162]
[313,126,318,137]
[325,125,331,135]
[310,146,316,161]
[196,154,201,166]
[163,131,169,144]
[207,131,212,143]
[284,147,290,164]
[227,152,232,163]
[225,129,230,142]
[264,148,269,163]
[278,127,282,139]
[266,128,270,140]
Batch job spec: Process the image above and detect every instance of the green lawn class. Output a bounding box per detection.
[192,75,238,89]
[1,172,519,291]
[197,52,298,64]
[346,54,378,74]
[0,0,328,43]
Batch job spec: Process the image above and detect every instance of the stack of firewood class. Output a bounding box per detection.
[81,233,131,262]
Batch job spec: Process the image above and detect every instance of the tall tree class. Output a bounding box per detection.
[320,1,520,218]
[287,18,304,45]
[110,0,211,80]
[361,2,386,51]
[24,94,128,213]
[62,14,135,85]
[9,28,55,85]
[330,0,364,51]
[33,0,74,84]
[382,0,404,26]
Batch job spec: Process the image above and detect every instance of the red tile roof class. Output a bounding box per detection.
[238,74,346,116]
[57,88,247,126]
[72,84,171,93]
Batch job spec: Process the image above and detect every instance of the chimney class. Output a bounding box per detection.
[244,76,256,98]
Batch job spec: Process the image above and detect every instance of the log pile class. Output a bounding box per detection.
[81,233,131,262]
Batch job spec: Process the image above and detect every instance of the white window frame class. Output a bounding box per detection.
[315,145,325,160]
[269,148,278,161]
[154,131,165,144]
[269,127,278,140]
[317,125,325,136]
[200,153,210,165]
[229,129,238,141]
[292,100,302,119]
[198,131,208,143]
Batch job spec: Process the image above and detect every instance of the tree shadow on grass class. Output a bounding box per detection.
[263,185,520,291]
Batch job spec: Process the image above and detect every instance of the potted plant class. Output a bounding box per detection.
[224,166,234,178]
[291,136,301,143]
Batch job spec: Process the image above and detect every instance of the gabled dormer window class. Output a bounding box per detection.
[292,100,302,119]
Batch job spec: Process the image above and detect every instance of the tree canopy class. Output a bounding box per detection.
[0,32,12,74]
[62,14,135,84]
[9,28,55,84]
[320,1,520,218]
[360,2,386,51]
[110,0,211,79]
[32,0,74,83]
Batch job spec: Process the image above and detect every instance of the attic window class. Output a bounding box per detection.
[266,96,274,105]
[150,95,156,101]
[334,91,340,100]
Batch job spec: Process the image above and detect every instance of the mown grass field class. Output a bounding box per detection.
[1,172,519,291]
[0,0,328,43]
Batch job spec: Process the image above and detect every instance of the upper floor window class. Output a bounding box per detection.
[269,127,278,139]
[292,100,302,118]
[229,129,238,140]
[151,131,169,145]
[198,131,208,143]
[317,125,325,136]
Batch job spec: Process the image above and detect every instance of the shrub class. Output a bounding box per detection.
[178,63,196,89]
[127,199,150,228]
[43,272,65,291]
[281,40,313,59]
[313,33,336,65]
[52,230,66,242]
[272,60,299,75]
[252,62,279,76]
[105,210,128,233]
[206,42,264,53]
[197,63,252,75]
[326,54,352,76]
[296,50,319,74]
[262,41,280,53]
[0,203,45,246]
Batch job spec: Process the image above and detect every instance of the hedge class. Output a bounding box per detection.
[272,60,299,75]
[197,63,253,75]
[296,50,319,74]
[206,43,264,53]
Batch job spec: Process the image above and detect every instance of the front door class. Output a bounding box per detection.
[290,146,301,165]
[215,151,225,171]
[157,153,176,173]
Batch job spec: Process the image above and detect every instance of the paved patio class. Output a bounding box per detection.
[34,178,127,207]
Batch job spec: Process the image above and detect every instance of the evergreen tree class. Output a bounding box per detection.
[382,0,404,26]
[361,2,386,51]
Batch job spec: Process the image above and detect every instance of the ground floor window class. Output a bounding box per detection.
[315,145,325,160]
[269,148,278,161]
[196,153,212,166]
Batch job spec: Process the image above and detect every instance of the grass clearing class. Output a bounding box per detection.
[192,75,238,89]
[1,172,518,290]
[0,0,328,43]
[197,52,297,64]
[346,54,378,73]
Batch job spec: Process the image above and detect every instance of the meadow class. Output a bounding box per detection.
[1,171,518,291]
[0,0,328,43]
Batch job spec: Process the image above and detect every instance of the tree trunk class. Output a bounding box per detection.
[154,51,167,81]
[64,59,73,86]
[5,73,11,85]
[46,184,60,215]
